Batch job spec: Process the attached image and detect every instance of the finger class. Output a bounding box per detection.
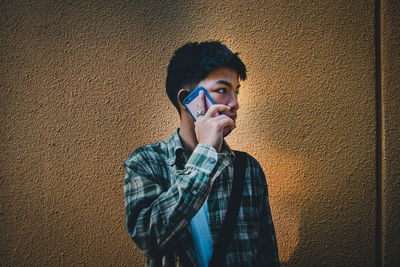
[205,104,230,118]
[213,115,236,130]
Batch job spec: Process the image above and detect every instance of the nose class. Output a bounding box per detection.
[228,92,239,111]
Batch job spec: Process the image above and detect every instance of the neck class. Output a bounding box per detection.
[178,114,198,157]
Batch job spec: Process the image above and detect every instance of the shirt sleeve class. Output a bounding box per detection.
[123,143,225,259]
[256,162,280,266]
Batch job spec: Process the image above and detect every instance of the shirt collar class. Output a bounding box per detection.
[167,129,185,166]
[167,128,236,165]
[220,139,236,162]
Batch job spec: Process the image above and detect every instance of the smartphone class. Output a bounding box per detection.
[183,86,231,137]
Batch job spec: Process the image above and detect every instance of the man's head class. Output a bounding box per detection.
[166,41,247,115]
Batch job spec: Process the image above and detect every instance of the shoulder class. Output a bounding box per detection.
[233,150,268,185]
[125,139,169,162]
[124,140,170,174]
[233,150,263,170]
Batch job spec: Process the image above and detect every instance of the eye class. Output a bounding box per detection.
[216,88,227,93]
[234,91,239,96]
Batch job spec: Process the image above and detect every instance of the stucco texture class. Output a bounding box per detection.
[381,0,400,266]
[0,0,398,266]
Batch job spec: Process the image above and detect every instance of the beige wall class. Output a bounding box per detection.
[381,0,400,266]
[0,0,398,266]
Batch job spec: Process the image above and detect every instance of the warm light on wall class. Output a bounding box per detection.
[227,99,305,261]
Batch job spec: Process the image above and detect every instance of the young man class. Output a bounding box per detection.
[123,41,279,266]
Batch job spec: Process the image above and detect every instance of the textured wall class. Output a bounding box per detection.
[0,0,397,266]
[381,0,400,265]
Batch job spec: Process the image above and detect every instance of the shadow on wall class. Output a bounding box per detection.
[240,74,376,266]
[0,0,377,265]
[229,1,376,264]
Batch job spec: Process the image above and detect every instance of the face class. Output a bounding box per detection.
[196,67,240,122]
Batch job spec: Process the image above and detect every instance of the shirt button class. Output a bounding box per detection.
[208,158,216,164]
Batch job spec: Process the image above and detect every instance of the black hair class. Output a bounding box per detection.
[166,41,247,114]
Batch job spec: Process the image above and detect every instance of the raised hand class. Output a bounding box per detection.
[194,90,236,152]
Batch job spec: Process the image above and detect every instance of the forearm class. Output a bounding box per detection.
[126,167,210,258]
[124,143,226,258]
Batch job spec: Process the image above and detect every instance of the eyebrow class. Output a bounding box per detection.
[216,80,241,89]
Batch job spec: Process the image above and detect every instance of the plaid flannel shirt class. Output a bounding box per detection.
[123,129,279,266]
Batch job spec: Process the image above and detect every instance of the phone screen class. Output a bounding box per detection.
[183,87,214,121]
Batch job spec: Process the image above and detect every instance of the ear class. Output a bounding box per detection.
[177,89,190,110]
